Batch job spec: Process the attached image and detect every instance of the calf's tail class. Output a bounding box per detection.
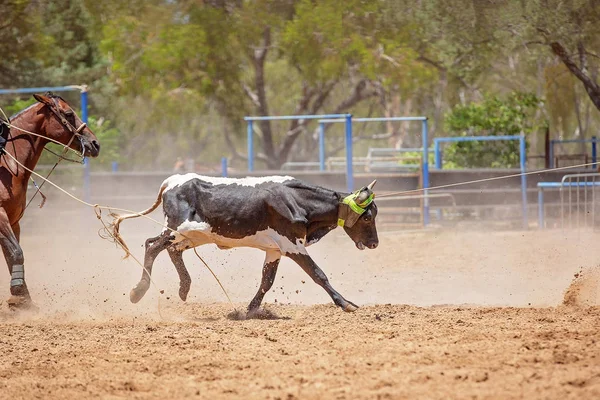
[111,181,168,259]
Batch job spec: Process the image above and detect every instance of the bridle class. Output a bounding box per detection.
[46,95,88,160]
[13,94,91,212]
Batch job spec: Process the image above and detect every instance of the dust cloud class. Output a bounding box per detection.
[1,190,598,321]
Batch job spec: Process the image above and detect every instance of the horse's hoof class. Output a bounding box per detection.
[342,301,359,312]
[7,295,38,311]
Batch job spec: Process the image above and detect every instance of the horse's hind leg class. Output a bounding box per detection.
[130,231,172,303]
[167,246,192,301]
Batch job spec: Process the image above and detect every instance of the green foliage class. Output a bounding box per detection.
[2,0,600,171]
[4,98,36,118]
[85,116,121,168]
[396,151,435,167]
[443,92,543,168]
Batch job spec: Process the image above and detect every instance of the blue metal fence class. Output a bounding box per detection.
[315,116,430,224]
[433,135,527,228]
[537,173,600,229]
[244,114,354,192]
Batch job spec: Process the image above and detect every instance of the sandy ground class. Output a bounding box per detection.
[0,202,599,399]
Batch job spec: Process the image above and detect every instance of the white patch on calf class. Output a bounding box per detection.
[163,173,294,192]
[176,219,212,232]
[172,220,306,255]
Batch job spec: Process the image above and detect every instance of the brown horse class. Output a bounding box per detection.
[0,93,100,308]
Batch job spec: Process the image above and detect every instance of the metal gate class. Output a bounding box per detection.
[560,173,600,229]
[538,173,600,229]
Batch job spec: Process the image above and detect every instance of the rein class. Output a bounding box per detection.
[24,98,88,211]
[0,97,88,213]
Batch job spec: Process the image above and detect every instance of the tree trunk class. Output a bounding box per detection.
[550,42,600,112]
[250,28,278,169]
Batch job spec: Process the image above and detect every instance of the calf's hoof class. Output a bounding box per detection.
[130,282,150,304]
[342,301,359,312]
[179,284,190,302]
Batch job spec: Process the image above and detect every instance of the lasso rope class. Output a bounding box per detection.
[4,103,600,312]
[0,103,236,315]
[376,162,599,198]
[0,106,85,159]
[2,149,235,310]
[2,102,84,214]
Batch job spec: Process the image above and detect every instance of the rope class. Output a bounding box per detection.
[5,97,597,311]
[0,106,84,159]
[377,161,600,198]
[1,150,235,309]
[0,104,235,309]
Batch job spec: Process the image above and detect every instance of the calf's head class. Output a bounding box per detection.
[338,180,379,250]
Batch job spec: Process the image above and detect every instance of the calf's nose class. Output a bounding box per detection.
[368,242,378,249]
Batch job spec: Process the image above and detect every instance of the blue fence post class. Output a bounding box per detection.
[520,134,528,229]
[111,161,118,173]
[247,121,254,172]
[80,87,88,123]
[434,139,442,169]
[345,114,354,193]
[592,136,597,168]
[422,119,430,226]
[221,157,228,177]
[319,122,326,171]
[538,187,544,229]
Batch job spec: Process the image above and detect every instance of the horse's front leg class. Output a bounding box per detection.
[0,211,30,308]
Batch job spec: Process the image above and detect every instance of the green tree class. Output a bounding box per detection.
[443,92,543,168]
[97,0,437,169]
[0,1,49,87]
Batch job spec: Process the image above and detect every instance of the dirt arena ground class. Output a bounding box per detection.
[1,203,600,399]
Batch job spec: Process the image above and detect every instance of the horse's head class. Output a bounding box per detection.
[33,93,100,158]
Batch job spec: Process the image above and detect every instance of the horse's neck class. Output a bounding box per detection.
[7,117,48,177]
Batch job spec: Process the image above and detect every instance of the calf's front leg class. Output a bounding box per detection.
[286,252,358,312]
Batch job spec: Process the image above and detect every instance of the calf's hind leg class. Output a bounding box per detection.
[247,250,281,316]
[167,246,192,301]
[130,231,172,303]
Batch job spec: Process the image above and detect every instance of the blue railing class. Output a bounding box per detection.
[433,135,527,228]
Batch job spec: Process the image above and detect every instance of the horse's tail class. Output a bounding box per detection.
[111,180,168,259]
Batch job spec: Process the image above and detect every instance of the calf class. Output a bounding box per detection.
[112,174,379,315]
